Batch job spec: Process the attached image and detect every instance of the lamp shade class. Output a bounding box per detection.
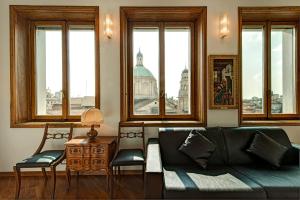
[81,108,104,126]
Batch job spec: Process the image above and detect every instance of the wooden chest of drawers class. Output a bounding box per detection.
[65,136,116,188]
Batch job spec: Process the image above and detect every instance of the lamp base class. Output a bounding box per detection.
[87,125,98,140]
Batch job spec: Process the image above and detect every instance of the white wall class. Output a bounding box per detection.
[0,0,300,172]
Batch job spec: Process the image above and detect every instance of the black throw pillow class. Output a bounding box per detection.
[246,131,289,168]
[179,129,216,169]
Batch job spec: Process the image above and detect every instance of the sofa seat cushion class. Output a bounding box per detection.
[16,150,64,168]
[163,166,266,199]
[233,165,300,199]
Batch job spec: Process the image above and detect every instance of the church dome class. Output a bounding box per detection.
[134,49,155,78]
[134,65,155,77]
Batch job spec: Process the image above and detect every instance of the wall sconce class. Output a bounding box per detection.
[104,14,113,39]
[220,14,229,38]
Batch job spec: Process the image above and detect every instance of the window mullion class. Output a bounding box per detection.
[159,22,165,118]
[266,21,272,119]
[296,23,300,115]
[62,22,69,120]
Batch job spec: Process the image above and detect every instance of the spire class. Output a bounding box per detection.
[137,48,143,66]
[182,65,188,73]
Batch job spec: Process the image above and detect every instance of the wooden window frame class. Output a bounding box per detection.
[239,7,300,125]
[10,6,100,127]
[120,7,207,126]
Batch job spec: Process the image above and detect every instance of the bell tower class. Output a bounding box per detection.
[178,67,189,113]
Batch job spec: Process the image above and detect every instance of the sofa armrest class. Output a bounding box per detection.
[291,143,300,166]
[145,138,163,199]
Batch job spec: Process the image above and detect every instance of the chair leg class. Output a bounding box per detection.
[13,166,21,199]
[142,164,145,183]
[42,168,47,182]
[66,167,71,190]
[50,166,56,199]
[118,166,121,183]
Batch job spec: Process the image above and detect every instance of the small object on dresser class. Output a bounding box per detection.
[81,108,104,140]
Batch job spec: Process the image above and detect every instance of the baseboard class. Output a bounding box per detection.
[0,170,143,177]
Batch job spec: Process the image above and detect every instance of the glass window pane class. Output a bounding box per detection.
[69,25,96,115]
[165,28,191,115]
[133,28,159,115]
[271,26,296,114]
[242,28,264,114]
[35,26,63,115]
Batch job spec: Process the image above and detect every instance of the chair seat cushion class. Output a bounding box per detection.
[163,166,266,199]
[111,149,144,166]
[16,150,64,168]
[233,165,300,199]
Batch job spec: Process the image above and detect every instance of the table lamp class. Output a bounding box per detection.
[81,108,104,140]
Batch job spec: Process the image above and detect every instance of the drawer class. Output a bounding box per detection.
[67,146,83,157]
[67,158,83,171]
[91,145,106,157]
[90,158,106,170]
[67,158,91,171]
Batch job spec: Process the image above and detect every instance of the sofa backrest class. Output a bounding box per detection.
[223,127,292,165]
[159,127,227,166]
[158,126,295,167]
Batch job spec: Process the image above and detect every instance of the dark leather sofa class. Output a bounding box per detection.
[145,127,300,200]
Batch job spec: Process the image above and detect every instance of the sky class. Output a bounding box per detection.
[133,28,191,99]
[242,28,295,99]
[41,28,95,98]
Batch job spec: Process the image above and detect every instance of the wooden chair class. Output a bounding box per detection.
[13,123,73,199]
[109,122,145,197]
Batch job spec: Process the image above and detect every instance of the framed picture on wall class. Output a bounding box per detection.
[209,55,239,109]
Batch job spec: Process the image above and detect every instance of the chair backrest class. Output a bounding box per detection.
[117,122,145,153]
[34,123,73,155]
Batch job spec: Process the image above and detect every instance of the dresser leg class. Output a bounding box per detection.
[76,171,79,182]
[105,169,108,192]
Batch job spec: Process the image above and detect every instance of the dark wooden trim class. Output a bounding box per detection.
[120,7,207,124]
[239,7,300,125]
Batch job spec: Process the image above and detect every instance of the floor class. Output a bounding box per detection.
[0,175,144,199]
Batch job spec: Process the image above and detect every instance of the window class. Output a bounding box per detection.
[10,6,99,127]
[120,7,207,125]
[240,7,300,123]
[33,23,97,120]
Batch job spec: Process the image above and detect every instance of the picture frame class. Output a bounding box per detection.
[209,55,239,109]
